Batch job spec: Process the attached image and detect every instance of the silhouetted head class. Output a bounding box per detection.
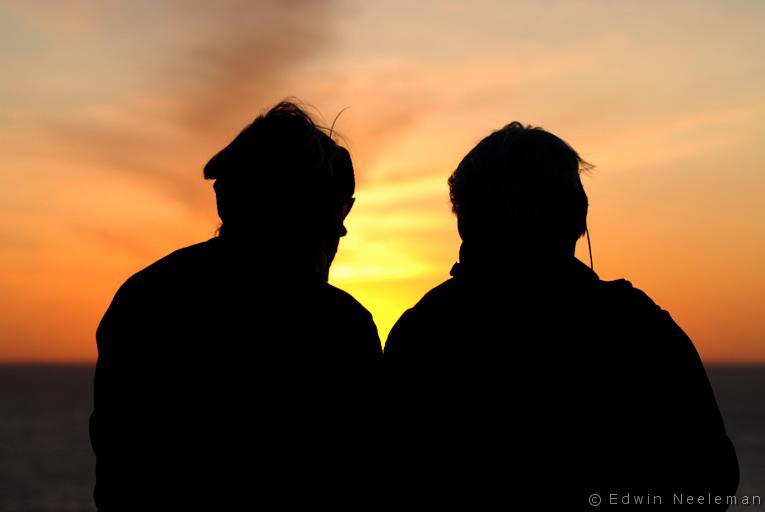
[449,122,590,257]
[204,101,355,278]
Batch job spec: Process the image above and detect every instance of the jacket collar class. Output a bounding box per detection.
[450,242,598,284]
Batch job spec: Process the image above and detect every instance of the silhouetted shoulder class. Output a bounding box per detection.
[95,239,218,344]
[411,278,462,311]
[597,277,680,332]
[319,282,374,317]
[599,277,662,312]
[395,278,460,326]
[385,278,459,354]
[120,238,219,290]
[595,276,707,371]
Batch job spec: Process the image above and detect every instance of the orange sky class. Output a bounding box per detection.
[1,0,763,362]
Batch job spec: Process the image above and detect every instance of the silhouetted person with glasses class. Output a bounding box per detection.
[384,122,739,509]
[91,102,382,510]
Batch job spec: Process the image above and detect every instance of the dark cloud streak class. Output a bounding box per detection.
[40,0,341,213]
[164,0,337,136]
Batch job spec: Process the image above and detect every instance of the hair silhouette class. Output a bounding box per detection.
[449,121,590,256]
[384,121,739,509]
[205,102,354,234]
[201,101,356,280]
[91,100,382,510]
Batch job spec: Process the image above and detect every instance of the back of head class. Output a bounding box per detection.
[449,122,589,255]
[204,101,354,255]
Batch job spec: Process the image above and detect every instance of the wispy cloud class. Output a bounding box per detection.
[155,0,339,135]
[3,0,342,212]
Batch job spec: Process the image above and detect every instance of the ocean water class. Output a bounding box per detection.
[707,365,765,507]
[0,364,763,511]
[0,366,95,512]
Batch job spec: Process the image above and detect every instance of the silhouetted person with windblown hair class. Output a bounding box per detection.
[90,101,382,510]
[384,122,739,509]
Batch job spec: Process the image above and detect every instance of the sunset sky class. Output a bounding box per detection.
[1,0,763,362]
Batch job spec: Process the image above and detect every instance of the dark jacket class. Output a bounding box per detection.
[384,251,738,509]
[90,237,383,510]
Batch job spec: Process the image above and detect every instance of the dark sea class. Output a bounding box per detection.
[0,364,763,511]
